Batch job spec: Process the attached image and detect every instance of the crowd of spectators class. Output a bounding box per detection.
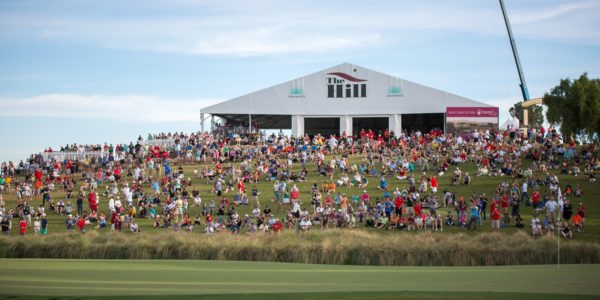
[0,124,593,238]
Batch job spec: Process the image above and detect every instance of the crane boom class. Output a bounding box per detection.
[499,0,530,101]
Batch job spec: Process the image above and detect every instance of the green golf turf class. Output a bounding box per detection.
[0,259,598,299]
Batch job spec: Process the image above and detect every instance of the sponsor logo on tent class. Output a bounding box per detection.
[288,87,305,98]
[326,71,367,98]
[288,79,306,98]
[386,86,404,97]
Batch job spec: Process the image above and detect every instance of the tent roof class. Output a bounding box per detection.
[201,62,492,115]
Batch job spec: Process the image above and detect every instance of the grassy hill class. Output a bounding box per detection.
[2,155,598,240]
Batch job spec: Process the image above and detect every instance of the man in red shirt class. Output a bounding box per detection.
[35,168,42,181]
[113,167,121,182]
[531,189,541,209]
[491,207,501,232]
[361,190,370,204]
[290,187,300,203]
[394,196,404,215]
[430,176,438,193]
[414,201,422,217]
[501,194,509,213]
[489,197,498,216]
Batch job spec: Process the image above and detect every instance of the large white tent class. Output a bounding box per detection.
[201,63,495,137]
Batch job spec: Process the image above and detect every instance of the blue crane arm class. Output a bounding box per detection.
[499,0,530,101]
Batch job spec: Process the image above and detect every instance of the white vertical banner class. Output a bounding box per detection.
[557,187,564,212]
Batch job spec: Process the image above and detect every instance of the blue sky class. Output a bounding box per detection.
[1,0,599,162]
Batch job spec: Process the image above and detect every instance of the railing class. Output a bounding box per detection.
[40,151,104,162]
[141,139,177,147]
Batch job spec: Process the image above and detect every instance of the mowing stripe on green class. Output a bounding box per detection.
[0,259,598,297]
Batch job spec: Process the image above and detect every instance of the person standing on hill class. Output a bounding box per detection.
[430,175,438,194]
[40,215,48,235]
[491,206,501,232]
[466,202,479,231]
[19,218,27,235]
[521,181,529,206]
[76,191,83,216]
[251,186,260,207]
[1,217,10,235]
[88,190,98,214]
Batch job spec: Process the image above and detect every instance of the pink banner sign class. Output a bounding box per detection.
[446,107,499,118]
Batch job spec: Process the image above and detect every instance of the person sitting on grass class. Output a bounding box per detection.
[66,214,75,230]
[531,215,542,237]
[97,213,106,229]
[421,212,432,230]
[130,219,140,233]
[378,176,388,190]
[415,213,423,230]
[433,213,443,231]
[445,213,454,226]
[405,213,415,231]
[515,214,524,229]
[375,214,388,229]
[299,216,312,232]
[388,212,399,230]
[271,219,283,234]
[542,216,554,235]
[182,212,192,232]
[561,221,572,239]
[76,215,86,234]
[396,214,406,230]
[364,213,375,227]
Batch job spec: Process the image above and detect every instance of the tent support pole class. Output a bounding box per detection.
[200,112,205,133]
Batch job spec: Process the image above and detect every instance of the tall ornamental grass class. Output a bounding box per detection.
[1,230,598,266]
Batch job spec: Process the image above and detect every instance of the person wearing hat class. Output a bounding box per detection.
[340,193,348,214]
[361,190,370,204]
[65,214,75,230]
[271,219,283,234]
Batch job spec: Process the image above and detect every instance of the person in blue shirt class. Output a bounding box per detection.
[164,163,171,177]
[379,177,388,190]
[375,199,384,215]
[384,198,393,218]
[383,190,391,199]
[370,168,377,177]
[466,203,479,230]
